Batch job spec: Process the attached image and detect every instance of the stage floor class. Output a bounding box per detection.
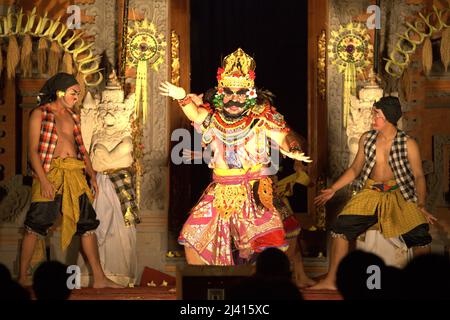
[59,286,342,300]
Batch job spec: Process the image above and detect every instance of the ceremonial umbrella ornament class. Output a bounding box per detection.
[126,18,166,208]
[328,22,373,127]
[126,18,166,124]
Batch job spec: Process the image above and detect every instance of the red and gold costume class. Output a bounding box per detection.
[177,49,305,265]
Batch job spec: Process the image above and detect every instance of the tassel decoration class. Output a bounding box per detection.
[20,34,33,77]
[7,36,20,79]
[47,41,62,76]
[422,37,433,76]
[440,28,450,72]
[62,51,73,74]
[37,37,48,74]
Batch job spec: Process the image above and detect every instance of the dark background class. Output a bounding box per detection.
[189,0,309,210]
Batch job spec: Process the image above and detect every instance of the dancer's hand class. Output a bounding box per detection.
[280,149,313,163]
[314,188,335,206]
[419,207,438,225]
[90,176,99,199]
[40,178,55,199]
[159,81,186,100]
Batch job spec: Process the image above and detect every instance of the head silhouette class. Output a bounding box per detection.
[0,263,11,284]
[255,248,291,280]
[0,263,30,300]
[403,253,450,299]
[230,248,302,300]
[33,261,72,300]
[336,250,387,299]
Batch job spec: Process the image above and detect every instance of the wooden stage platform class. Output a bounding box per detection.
[64,286,342,300]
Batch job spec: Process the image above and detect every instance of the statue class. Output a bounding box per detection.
[77,70,139,286]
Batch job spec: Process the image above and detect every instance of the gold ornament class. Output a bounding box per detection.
[126,19,165,212]
[217,48,256,89]
[0,6,103,87]
[384,5,450,78]
[127,18,166,124]
[328,22,373,128]
[56,90,65,98]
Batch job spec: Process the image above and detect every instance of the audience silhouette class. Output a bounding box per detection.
[335,250,450,300]
[336,250,403,299]
[32,261,72,300]
[402,253,450,300]
[229,248,303,300]
[0,263,30,300]
[2,248,448,301]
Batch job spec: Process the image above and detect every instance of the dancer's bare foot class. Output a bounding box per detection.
[295,274,317,289]
[93,277,125,288]
[307,276,337,291]
[17,277,28,287]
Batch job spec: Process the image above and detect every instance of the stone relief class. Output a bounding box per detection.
[347,71,383,164]
[328,0,370,180]
[0,175,31,225]
[426,135,450,210]
[79,0,118,67]
[128,0,169,212]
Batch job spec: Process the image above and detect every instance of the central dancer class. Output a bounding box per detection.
[160,48,312,266]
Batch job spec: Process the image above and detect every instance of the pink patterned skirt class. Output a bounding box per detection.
[178,168,287,265]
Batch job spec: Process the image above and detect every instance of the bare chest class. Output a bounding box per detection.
[374,138,393,162]
[53,112,75,137]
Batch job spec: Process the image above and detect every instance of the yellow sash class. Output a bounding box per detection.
[31,157,93,251]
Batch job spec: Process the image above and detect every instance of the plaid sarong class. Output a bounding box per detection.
[108,168,140,226]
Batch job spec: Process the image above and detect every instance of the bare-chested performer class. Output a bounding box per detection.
[18,73,121,288]
[310,96,437,290]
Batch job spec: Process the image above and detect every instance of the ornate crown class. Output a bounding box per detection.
[217,48,256,88]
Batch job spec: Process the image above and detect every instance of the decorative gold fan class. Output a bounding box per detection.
[328,22,373,127]
[126,18,166,124]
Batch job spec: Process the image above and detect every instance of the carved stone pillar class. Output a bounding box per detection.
[346,72,383,164]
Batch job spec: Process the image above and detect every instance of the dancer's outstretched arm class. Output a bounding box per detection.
[159,81,209,124]
[314,132,367,206]
[268,129,312,163]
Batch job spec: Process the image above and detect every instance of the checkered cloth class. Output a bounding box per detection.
[353,129,417,202]
[36,105,87,173]
[108,169,140,226]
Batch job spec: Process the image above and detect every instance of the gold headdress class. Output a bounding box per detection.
[217,48,256,88]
